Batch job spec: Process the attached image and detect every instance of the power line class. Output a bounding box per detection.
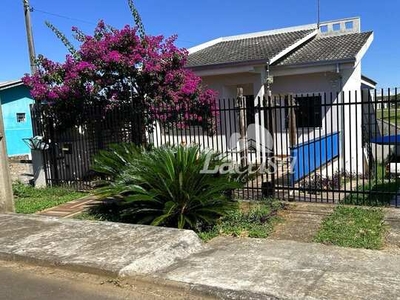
[31,7,97,25]
[30,6,199,46]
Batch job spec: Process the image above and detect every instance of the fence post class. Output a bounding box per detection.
[0,99,14,213]
[236,87,248,167]
[288,94,297,148]
[28,104,47,188]
[32,149,46,188]
[264,83,276,195]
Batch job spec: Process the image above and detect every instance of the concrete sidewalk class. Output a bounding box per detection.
[1,213,400,299]
[0,214,203,276]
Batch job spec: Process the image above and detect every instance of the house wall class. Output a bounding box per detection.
[201,70,268,162]
[0,85,34,156]
[340,62,364,174]
[271,72,341,156]
[153,72,265,160]
[170,65,364,176]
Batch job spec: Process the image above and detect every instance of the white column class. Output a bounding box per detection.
[340,63,364,174]
[32,149,46,188]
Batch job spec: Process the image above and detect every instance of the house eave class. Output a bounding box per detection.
[271,58,356,70]
[0,80,24,91]
[361,75,377,86]
[187,59,268,72]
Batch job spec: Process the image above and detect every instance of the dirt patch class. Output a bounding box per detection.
[269,202,335,243]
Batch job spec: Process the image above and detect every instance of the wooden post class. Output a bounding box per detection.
[0,99,15,213]
[288,94,297,148]
[237,87,248,167]
[264,68,276,191]
[287,94,297,196]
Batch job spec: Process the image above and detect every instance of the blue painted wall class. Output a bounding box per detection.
[290,132,340,184]
[0,85,34,156]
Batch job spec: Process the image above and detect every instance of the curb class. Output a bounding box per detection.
[0,251,279,300]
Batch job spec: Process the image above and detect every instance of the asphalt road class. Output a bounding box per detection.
[0,260,213,300]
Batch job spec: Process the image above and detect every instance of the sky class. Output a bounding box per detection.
[1,0,399,88]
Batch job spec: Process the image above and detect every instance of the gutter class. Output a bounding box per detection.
[270,58,356,70]
[0,80,24,91]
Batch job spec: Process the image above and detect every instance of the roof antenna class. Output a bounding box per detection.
[317,0,321,29]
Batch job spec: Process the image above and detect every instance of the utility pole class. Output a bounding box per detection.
[22,0,37,74]
[0,99,15,213]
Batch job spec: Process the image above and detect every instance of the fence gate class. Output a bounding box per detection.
[31,103,143,190]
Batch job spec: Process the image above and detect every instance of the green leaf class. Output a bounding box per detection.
[92,144,244,230]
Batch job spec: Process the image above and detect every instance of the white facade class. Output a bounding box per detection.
[154,17,374,178]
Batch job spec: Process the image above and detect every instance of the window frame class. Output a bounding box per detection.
[294,95,323,129]
[284,94,324,129]
[16,112,26,123]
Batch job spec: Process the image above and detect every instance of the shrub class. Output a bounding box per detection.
[92,144,243,229]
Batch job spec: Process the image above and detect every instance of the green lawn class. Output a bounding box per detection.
[377,108,400,125]
[13,183,87,214]
[314,206,387,250]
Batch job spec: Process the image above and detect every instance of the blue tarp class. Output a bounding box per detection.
[371,135,400,145]
[290,132,340,184]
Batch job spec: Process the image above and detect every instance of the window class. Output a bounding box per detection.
[245,95,255,127]
[16,113,26,123]
[333,23,341,31]
[320,25,328,33]
[294,96,322,128]
[345,21,354,30]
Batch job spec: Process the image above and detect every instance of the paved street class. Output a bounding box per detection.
[0,260,213,300]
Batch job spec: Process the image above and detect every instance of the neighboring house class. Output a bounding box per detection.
[0,80,34,156]
[177,16,375,179]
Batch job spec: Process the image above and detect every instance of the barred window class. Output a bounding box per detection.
[16,113,26,123]
[294,96,322,128]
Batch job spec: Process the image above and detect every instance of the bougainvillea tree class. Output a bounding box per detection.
[23,4,217,134]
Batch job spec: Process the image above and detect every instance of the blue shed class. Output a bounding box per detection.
[0,80,34,156]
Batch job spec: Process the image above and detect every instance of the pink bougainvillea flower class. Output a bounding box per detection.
[23,20,218,132]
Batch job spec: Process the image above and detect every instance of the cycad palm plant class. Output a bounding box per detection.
[93,144,242,229]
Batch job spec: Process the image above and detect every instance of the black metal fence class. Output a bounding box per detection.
[31,88,400,206]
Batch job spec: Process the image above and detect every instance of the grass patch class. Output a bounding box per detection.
[377,108,400,125]
[13,182,87,214]
[314,206,387,250]
[198,201,283,242]
[341,180,400,207]
[75,199,284,242]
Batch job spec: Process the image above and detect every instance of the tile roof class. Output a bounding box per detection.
[186,30,315,68]
[273,32,373,66]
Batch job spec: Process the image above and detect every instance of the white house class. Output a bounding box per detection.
[174,17,374,181]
